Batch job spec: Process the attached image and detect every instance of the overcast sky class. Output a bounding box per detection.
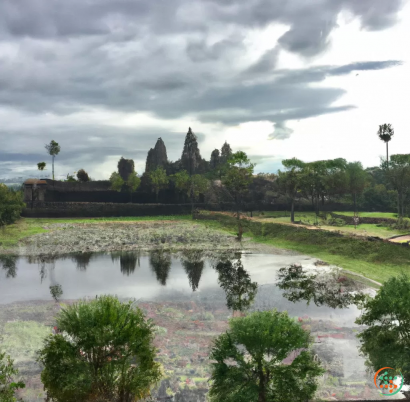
[0,0,409,180]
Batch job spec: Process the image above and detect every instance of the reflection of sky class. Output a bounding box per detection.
[0,252,364,327]
[0,252,319,304]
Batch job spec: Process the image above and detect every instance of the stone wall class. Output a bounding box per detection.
[44,179,111,191]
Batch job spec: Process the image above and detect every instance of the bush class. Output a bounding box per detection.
[0,351,25,402]
[0,184,25,226]
[37,295,162,402]
[327,218,345,227]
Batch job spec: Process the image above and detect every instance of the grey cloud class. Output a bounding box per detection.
[269,122,294,140]
[245,47,280,75]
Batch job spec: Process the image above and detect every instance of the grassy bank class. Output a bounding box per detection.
[197,213,410,283]
[0,216,191,250]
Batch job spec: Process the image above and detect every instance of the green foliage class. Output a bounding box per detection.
[377,123,394,144]
[126,172,141,201]
[65,173,77,182]
[37,295,162,402]
[49,284,63,301]
[0,351,25,402]
[109,171,125,192]
[45,140,61,180]
[37,162,46,171]
[0,184,25,227]
[208,310,324,402]
[149,167,169,202]
[356,273,410,387]
[76,169,90,182]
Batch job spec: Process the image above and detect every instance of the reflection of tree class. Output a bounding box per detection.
[277,264,365,309]
[26,255,57,283]
[214,257,258,313]
[149,249,171,286]
[0,255,18,278]
[180,250,204,291]
[111,251,141,276]
[72,252,93,271]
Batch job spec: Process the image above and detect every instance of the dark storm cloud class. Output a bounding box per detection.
[0,0,405,177]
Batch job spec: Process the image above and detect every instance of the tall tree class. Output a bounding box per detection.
[170,170,190,203]
[222,151,255,240]
[346,162,367,215]
[149,167,168,202]
[377,124,394,164]
[381,154,410,218]
[208,310,324,402]
[117,157,135,182]
[277,158,304,223]
[126,171,141,203]
[45,140,60,180]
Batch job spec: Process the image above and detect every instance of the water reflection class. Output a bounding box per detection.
[277,264,366,309]
[0,255,17,278]
[149,249,172,286]
[72,252,93,271]
[111,250,141,276]
[212,253,258,314]
[26,255,58,283]
[180,250,204,292]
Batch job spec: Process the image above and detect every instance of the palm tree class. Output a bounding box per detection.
[377,124,394,163]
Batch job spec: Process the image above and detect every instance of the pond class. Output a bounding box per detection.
[0,251,387,401]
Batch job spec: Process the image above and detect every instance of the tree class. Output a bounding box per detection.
[149,167,168,203]
[346,162,367,215]
[126,172,141,203]
[377,124,394,164]
[45,140,61,181]
[0,352,25,402]
[191,174,209,202]
[49,284,63,302]
[381,154,410,218]
[356,273,410,393]
[0,184,25,227]
[109,171,125,192]
[170,170,190,203]
[208,310,324,402]
[118,157,135,182]
[37,162,46,171]
[277,158,304,223]
[37,295,162,402]
[222,151,255,240]
[77,169,90,182]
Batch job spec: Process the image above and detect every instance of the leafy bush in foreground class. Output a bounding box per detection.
[0,351,25,402]
[37,295,162,402]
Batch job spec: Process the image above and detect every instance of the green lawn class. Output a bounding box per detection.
[0,216,191,249]
[335,211,399,219]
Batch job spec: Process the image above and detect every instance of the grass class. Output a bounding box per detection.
[334,211,399,219]
[197,213,410,283]
[0,216,191,250]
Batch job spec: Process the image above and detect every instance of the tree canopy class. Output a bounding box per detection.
[208,310,324,402]
[37,295,162,402]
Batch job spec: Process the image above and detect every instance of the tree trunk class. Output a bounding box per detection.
[258,366,266,402]
[237,202,242,241]
[386,141,389,164]
[156,189,159,203]
[190,183,194,219]
[397,192,401,218]
[353,193,357,215]
[52,155,55,180]
[291,198,295,223]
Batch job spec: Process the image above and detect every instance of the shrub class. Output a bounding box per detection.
[0,184,25,226]
[326,218,345,227]
[0,351,25,402]
[37,295,162,402]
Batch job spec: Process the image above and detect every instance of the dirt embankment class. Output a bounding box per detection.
[2,221,299,257]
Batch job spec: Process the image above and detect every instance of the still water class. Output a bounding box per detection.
[0,251,385,401]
